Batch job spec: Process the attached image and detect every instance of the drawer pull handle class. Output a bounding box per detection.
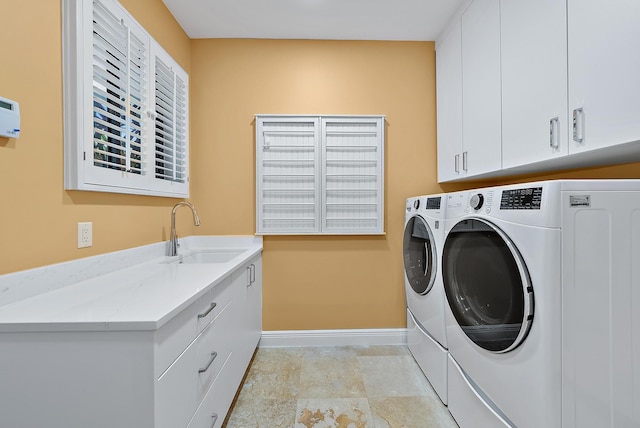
[199,351,218,374]
[198,302,217,319]
[211,413,218,427]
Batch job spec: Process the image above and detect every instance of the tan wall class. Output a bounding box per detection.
[190,39,441,330]
[0,0,191,275]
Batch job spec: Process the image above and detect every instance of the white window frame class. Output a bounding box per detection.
[256,115,385,235]
[63,0,189,198]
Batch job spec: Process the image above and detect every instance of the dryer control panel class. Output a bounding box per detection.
[500,187,543,210]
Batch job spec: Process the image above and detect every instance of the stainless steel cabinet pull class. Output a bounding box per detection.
[247,263,257,287]
[210,413,219,428]
[198,351,218,373]
[197,302,217,319]
[549,117,559,149]
[573,108,584,143]
[462,151,468,172]
[454,154,460,173]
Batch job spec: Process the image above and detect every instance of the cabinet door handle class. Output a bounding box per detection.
[454,154,460,173]
[247,266,252,287]
[198,351,218,374]
[549,117,559,149]
[573,108,584,143]
[462,151,468,172]
[197,302,217,319]
[250,263,256,283]
[210,413,219,428]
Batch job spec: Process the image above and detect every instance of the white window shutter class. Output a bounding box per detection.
[63,0,189,198]
[153,51,188,185]
[321,117,384,234]
[256,115,384,235]
[256,117,321,234]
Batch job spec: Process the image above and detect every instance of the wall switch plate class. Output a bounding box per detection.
[78,222,93,248]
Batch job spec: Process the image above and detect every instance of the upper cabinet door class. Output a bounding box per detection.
[461,0,502,177]
[501,0,568,169]
[436,17,463,183]
[568,0,640,153]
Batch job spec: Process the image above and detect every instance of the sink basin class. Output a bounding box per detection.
[164,249,246,264]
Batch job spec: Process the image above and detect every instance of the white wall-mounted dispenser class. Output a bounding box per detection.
[0,96,20,138]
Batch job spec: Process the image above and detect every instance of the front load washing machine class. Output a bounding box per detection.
[403,194,448,404]
[442,180,640,428]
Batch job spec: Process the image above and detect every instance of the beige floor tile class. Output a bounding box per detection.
[358,355,435,398]
[238,347,304,400]
[347,345,411,357]
[369,396,458,428]
[224,397,297,428]
[298,348,367,398]
[224,346,456,428]
[295,398,373,428]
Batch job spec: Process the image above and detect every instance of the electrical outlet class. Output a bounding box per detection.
[78,222,93,248]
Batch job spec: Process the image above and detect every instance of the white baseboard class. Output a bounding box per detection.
[259,328,407,348]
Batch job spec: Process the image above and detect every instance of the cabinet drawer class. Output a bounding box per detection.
[155,276,234,376]
[186,352,235,428]
[156,299,235,428]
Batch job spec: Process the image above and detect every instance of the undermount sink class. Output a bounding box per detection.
[164,249,246,264]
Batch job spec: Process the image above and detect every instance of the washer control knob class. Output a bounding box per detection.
[413,199,420,210]
[470,193,484,210]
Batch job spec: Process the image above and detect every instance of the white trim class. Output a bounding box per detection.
[258,328,407,348]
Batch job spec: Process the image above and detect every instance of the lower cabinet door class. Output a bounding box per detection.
[187,352,236,428]
[156,300,234,428]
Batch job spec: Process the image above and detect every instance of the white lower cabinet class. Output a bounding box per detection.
[0,254,262,428]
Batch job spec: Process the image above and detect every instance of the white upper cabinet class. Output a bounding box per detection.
[461,0,502,177]
[568,0,640,154]
[501,0,568,169]
[437,0,501,182]
[437,0,640,182]
[436,16,463,182]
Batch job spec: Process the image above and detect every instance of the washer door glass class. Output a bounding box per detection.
[442,219,534,353]
[403,215,437,295]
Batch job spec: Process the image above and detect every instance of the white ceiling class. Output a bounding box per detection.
[161,0,465,41]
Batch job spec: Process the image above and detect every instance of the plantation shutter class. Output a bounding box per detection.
[321,117,384,234]
[91,0,147,174]
[63,0,190,197]
[154,54,187,183]
[256,117,321,233]
[256,115,385,235]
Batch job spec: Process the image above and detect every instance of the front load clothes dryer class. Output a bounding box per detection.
[403,194,448,404]
[442,180,640,428]
[443,186,560,428]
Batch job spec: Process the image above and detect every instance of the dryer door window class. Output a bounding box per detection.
[403,215,437,295]
[442,219,534,353]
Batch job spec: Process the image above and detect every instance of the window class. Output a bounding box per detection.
[63,0,189,197]
[256,115,385,235]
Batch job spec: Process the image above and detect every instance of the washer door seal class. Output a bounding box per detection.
[403,215,437,295]
[443,218,534,353]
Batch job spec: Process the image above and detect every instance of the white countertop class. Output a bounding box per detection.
[0,236,262,333]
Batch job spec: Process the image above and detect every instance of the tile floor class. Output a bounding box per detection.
[223,345,458,428]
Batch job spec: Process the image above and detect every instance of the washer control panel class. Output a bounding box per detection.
[500,187,543,210]
[425,196,441,210]
[469,193,484,210]
[468,191,494,213]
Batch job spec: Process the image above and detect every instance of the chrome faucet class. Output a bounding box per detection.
[169,202,201,256]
